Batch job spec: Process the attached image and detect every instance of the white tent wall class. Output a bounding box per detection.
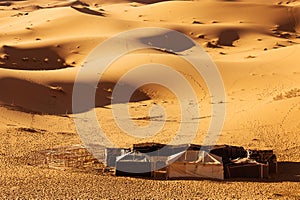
[151,156,168,170]
[115,152,153,177]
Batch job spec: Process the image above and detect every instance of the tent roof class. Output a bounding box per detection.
[116,151,151,162]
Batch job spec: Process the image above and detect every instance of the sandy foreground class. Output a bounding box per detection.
[0,0,300,199]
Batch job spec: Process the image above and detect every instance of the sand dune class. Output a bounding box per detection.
[0,0,299,199]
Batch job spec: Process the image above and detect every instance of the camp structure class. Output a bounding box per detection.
[32,142,277,180]
[112,143,277,180]
[115,151,153,177]
[225,149,277,179]
[115,148,225,180]
[32,144,105,171]
[115,143,188,177]
[166,150,224,180]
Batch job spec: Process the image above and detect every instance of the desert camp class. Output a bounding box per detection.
[33,143,277,180]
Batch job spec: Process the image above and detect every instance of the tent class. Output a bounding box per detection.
[115,151,153,177]
[166,150,224,180]
[112,143,276,179]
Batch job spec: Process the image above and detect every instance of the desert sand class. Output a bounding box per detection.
[0,0,299,199]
